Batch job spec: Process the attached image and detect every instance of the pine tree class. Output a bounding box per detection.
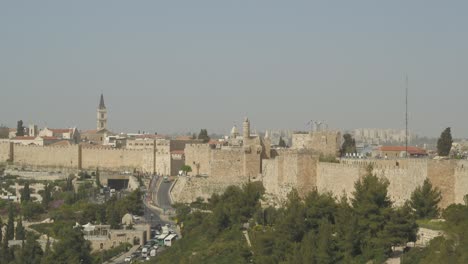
[197,129,210,143]
[409,179,442,219]
[278,136,287,148]
[6,203,15,240]
[40,236,52,264]
[42,183,52,208]
[16,120,25,137]
[315,219,337,264]
[351,167,393,261]
[95,168,102,188]
[21,182,31,203]
[437,127,453,156]
[51,227,92,264]
[21,232,44,264]
[15,216,25,241]
[341,133,357,155]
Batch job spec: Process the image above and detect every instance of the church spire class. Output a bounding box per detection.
[99,93,106,109]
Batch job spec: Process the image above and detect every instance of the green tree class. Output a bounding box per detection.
[51,227,93,264]
[351,167,393,261]
[6,203,15,240]
[16,120,25,137]
[278,136,287,148]
[21,181,31,203]
[341,133,357,155]
[180,165,192,175]
[40,236,52,264]
[22,201,45,221]
[15,216,25,240]
[18,232,44,264]
[95,168,102,188]
[335,195,360,262]
[409,179,442,219]
[437,127,453,156]
[197,129,210,143]
[315,219,337,264]
[42,183,52,208]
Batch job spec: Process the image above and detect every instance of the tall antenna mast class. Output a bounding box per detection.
[405,74,409,158]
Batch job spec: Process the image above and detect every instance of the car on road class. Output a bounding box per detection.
[124,256,132,262]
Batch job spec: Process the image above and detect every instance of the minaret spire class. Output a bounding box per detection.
[99,93,106,109]
[97,94,108,131]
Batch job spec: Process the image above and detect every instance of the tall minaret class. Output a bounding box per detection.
[97,93,107,131]
[243,117,250,139]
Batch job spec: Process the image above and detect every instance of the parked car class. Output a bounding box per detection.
[124,256,132,262]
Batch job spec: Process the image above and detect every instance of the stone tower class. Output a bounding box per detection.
[97,94,107,131]
[243,117,250,140]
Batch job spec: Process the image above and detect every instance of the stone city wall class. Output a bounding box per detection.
[210,148,244,178]
[184,144,211,176]
[454,161,468,204]
[155,142,171,175]
[13,144,80,169]
[2,143,175,175]
[262,150,318,200]
[80,147,152,173]
[291,131,341,157]
[0,142,10,162]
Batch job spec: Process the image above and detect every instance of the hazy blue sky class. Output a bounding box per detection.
[1,1,467,137]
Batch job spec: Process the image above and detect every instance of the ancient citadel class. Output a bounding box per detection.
[2,117,468,209]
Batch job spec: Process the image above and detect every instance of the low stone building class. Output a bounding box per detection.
[80,222,150,251]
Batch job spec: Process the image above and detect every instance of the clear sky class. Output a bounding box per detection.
[1,1,467,137]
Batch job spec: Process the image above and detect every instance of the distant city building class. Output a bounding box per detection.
[39,127,80,143]
[8,136,61,146]
[353,128,413,145]
[373,146,427,158]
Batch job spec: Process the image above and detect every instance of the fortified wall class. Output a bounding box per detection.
[172,141,263,203]
[0,142,173,175]
[314,159,468,208]
[184,144,262,180]
[0,143,11,162]
[262,150,317,199]
[291,131,341,157]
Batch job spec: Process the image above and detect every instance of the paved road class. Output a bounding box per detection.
[106,245,139,264]
[157,180,173,209]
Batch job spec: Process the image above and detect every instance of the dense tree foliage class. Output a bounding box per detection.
[197,129,210,143]
[156,182,265,263]
[402,203,468,264]
[16,120,25,137]
[341,133,357,155]
[278,136,287,148]
[157,169,418,264]
[409,179,442,219]
[41,183,52,208]
[49,227,93,264]
[15,217,25,241]
[21,182,31,203]
[6,203,15,241]
[437,127,453,156]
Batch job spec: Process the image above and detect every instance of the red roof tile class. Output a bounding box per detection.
[12,136,35,140]
[379,146,427,155]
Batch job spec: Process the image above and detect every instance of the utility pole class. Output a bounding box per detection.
[405,74,409,158]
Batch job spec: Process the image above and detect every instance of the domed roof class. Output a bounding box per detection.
[231,125,238,135]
